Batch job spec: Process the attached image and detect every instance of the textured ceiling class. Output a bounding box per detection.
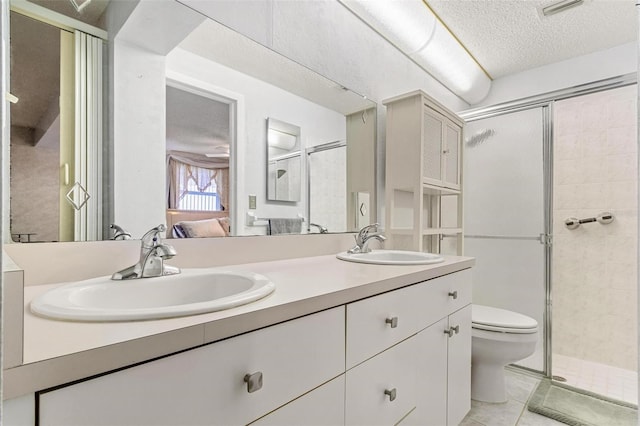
[166,86,230,154]
[426,0,638,79]
[10,12,60,130]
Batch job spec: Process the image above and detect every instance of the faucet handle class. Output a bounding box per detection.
[141,224,168,248]
[356,223,380,244]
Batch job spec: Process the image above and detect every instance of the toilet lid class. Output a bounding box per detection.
[472,304,538,334]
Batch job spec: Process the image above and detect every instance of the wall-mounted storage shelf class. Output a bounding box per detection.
[384,90,465,255]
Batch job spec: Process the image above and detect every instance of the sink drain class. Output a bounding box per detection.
[552,375,567,382]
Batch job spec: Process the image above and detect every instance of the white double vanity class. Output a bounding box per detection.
[2,236,474,426]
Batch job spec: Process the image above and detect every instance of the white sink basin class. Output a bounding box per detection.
[336,249,444,265]
[30,269,276,322]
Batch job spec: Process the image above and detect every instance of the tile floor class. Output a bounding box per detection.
[461,369,566,426]
[552,354,638,405]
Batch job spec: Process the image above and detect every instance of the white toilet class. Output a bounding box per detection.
[471,304,538,403]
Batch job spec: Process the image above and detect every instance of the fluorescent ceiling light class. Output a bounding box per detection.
[339,0,491,104]
[69,0,92,12]
[267,129,297,150]
[541,0,584,16]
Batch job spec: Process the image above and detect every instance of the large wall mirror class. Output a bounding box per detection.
[6,0,376,242]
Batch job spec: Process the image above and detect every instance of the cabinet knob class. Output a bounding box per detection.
[444,326,459,337]
[384,388,397,402]
[244,371,263,393]
[443,149,450,154]
[385,316,399,328]
[448,291,458,300]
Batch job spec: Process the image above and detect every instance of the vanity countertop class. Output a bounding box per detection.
[4,254,474,399]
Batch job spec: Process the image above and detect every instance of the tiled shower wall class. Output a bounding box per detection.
[553,85,637,371]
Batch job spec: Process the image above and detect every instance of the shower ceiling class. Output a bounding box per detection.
[426,0,637,78]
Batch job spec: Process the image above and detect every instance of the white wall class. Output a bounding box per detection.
[471,42,637,109]
[111,40,167,237]
[166,48,346,236]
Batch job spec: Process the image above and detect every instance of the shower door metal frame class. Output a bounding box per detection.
[459,72,637,379]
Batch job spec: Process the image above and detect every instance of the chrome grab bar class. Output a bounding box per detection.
[564,212,614,230]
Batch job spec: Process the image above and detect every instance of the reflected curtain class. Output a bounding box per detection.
[166,151,229,210]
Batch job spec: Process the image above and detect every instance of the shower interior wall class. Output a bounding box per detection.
[553,85,638,372]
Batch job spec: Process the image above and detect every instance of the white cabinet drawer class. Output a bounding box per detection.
[345,336,419,426]
[39,307,345,426]
[251,375,345,426]
[346,269,471,367]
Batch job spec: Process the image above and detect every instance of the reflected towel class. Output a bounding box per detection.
[268,218,303,235]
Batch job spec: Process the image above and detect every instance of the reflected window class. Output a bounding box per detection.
[168,158,226,212]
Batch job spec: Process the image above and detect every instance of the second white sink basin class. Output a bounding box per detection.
[30,269,276,322]
[336,249,444,265]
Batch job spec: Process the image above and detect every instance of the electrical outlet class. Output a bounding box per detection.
[249,195,257,210]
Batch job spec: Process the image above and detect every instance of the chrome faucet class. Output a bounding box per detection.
[309,223,329,234]
[348,223,386,254]
[110,223,132,240]
[111,224,180,280]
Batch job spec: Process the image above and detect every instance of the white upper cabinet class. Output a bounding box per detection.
[384,90,465,254]
[422,107,461,190]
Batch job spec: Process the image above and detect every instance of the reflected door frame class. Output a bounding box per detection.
[166,71,242,237]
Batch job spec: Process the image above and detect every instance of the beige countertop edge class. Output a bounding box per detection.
[4,257,475,399]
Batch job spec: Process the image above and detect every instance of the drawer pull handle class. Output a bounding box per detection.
[244,372,263,393]
[448,291,458,300]
[385,317,399,328]
[384,388,397,402]
[444,326,460,337]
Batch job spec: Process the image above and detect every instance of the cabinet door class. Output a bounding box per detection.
[39,307,345,426]
[345,336,419,426]
[250,375,345,426]
[406,318,448,426]
[447,305,472,426]
[422,108,444,186]
[443,121,461,190]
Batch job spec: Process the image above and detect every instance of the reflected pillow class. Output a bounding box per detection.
[177,218,226,238]
[172,224,187,238]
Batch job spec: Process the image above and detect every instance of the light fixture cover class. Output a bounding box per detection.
[69,0,92,12]
[339,0,491,104]
[541,0,584,16]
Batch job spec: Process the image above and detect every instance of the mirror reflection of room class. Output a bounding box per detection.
[9,9,106,243]
[165,83,231,240]
[6,0,376,243]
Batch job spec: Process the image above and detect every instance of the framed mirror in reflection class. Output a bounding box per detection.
[7,0,377,242]
[267,118,301,203]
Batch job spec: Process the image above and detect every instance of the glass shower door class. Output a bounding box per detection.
[464,106,549,373]
[307,142,347,234]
